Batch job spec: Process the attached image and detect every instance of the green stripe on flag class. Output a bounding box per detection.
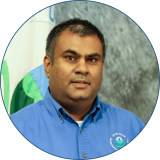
[1,60,10,111]
[22,73,43,103]
[10,73,43,115]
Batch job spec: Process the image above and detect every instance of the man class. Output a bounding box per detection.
[10,18,145,159]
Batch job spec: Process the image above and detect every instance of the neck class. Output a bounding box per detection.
[64,102,93,121]
[55,96,94,121]
[49,89,96,121]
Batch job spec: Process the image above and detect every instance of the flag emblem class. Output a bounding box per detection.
[1,6,55,115]
[110,133,129,150]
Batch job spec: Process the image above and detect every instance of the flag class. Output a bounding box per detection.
[1,6,55,115]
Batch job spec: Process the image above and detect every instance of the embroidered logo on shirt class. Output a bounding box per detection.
[110,133,129,150]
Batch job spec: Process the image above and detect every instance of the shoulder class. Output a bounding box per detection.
[100,100,134,115]
[10,100,45,128]
[99,101,145,130]
[10,100,44,117]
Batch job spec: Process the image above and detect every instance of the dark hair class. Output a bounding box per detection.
[46,18,106,64]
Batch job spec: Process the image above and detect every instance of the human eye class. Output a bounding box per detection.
[88,58,97,63]
[66,56,76,61]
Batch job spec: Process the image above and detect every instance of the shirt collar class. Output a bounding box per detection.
[43,87,101,123]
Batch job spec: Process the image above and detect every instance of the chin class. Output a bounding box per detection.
[70,94,90,101]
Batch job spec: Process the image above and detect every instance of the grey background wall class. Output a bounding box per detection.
[54,1,159,124]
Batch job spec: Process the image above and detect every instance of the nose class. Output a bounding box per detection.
[74,59,89,76]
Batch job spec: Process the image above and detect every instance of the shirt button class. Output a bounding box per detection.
[60,117,62,120]
[63,112,66,115]
[83,154,87,158]
[80,128,82,132]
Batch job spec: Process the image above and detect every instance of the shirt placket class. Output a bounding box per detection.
[78,118,92,159]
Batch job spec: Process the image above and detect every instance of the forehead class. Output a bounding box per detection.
[54,29,103,55]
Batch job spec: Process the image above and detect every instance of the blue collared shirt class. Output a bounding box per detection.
[10,88,145,159]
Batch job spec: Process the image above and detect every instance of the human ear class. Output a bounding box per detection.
[43,55,52,78]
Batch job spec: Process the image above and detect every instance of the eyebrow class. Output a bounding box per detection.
[62,49,101,58]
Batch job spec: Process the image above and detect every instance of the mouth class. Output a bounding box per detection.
[71,79,90,88]
[72,79,90,84]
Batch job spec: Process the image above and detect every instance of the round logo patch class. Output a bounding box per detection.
[110,133,129,150]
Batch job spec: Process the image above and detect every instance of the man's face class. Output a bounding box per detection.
[44,29,104,105]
